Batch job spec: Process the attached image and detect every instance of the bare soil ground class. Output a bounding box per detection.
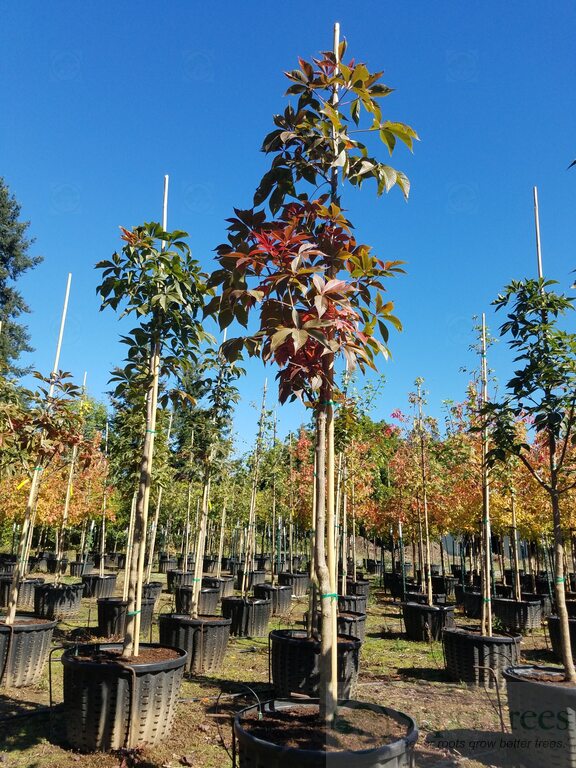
[0,568,555,768]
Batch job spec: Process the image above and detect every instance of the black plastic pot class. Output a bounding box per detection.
[175,586,220,616]
[346,579,370,599]
[442,626,521,688]
[233,698,418,768]
[547,615,576,661]
[492,597,542,631]
[503,665,576,768]
[81,574,117,599]
[253,583,292,615]
[454,584,464,605]
[402,602,455,641]
[338,593,367,615]
[405,591,447,606]
[97,597,155,639]
[431,575,457,598]
[62,642,186,751]
[221,596,272,637]
[269,629,361,699]
[166,569,195,593]
[143,581,163,603]
[202,575,235,598]
[337,611,367,642]
[277,571,309,597]
[521,591,552,619]
[70,561,91,577]
[203,556,218,574]
[47,557,68,575]
[463,590,482,619]
[0,616,57,687]
[34,582,84,619]
[256,555,271,572]
[0,576,44,609]
[158,613,231,674]
[177,554,195,571]
[236,569,267,591]
[158,556,177,574]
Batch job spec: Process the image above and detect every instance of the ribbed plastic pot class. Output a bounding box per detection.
[337,611,367,643]
[346,579,370,599]
[175,586,220,616]
[158,613,231,674]
[431,575,456,598]
[143,581,163,603]
[256,556,271,572]
[522,591,553,618]
[233,698,418,768]
[34,582,84,619]
[177,554,195,571]
[338,593,367,615]
[463,590,482,619]
[82,574,117,599]
[70,561,90,577]
[221,596,272,637]
[158,556,177,574]
[61,642,186,751]
[492,597,542,631]
[97,597,155,639]
[454,584,464,605]
[547,616,576,661]
[402,602,455,641]
[442,626,521,688]
[46,557,68,575]
[236,569,267,591]
[253,584,292,615]
[503,665,576,768]
[0,577,45,610]
[269,629,361,699]
[203,556,218,574]
[405,591,447,606]
[167,569,195,593]
[0,616,57,687]
[277,572,309,597]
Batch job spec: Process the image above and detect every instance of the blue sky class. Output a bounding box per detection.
[2,1,575,452]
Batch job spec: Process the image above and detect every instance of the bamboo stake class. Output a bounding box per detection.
[480,313,493,636]
[510,490,521,601]
[216,495,228,580]
[99,421,109,578]
[340,458,348,594]
[416,380,433,606]
[288,432,294,572]
[323,20,340,722]
[241,380,267,596]
[271,414,277,583]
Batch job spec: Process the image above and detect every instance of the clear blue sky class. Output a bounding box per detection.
[2,1,575,451]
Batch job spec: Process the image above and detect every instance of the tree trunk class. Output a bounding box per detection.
[6,468,43,625]
[315,406,336,724]
[552,492,576,680]
[122,341,159,658]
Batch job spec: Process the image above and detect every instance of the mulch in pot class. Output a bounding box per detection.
[241,704,406,752]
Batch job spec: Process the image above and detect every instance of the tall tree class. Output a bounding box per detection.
[0,178,42,376]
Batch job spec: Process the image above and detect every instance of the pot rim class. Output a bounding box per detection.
[442,625,522,643]
[270,628,362,649]
[159,612,232,627]
[61,641,187,673]
[503,664,572,686]
[0,616,57,631]
[234,698,418,759]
